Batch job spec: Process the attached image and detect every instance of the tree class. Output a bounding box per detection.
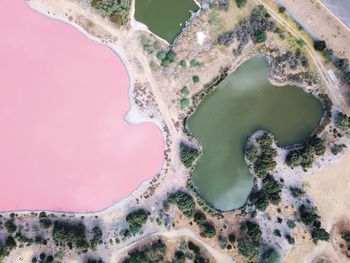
[237,239,259,261]
[4,219,17,234]
[255,31,267,43]
[313,40,326,51]
[278,6,286,13]
[126,209,149,234]
[179,142,200,168]
[52,220,88,250]
[235,0,247,8]
[335,112,350,130]
[192,75,200,83]
[335,58,349,71]
[167,191,195,218]
[312,228,330,242]
[245,145,258,163]
[156,50,166,60]
[262,248,281,263]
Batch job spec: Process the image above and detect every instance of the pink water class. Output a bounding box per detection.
[0,0,164,212]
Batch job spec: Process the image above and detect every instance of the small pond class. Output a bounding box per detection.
[135,0,199,43]
[188,58,323,211]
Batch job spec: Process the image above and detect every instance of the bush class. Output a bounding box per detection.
[312,228,330,242]
[335,112,350,130]
[245,145,258,163]
[192,75,200,83]
[156,50,166,60]
[39,218,52,229]
[161,50,176,67]
[235,0,247,8]
[313,40,326,51]
[261,248,281,263]
[5,236,16,250]
[287,220,296,229]
[4,219,17,234]
[285,234,295,245]
[345,72,350,85]
[278,6,286,13]
[181,86,190,96]
[255,31,267,43]
[286,136,326,168]
[122,239,167,263]
[52,220,88,250]
[331,144,346,155]
[91,0,131,26]
[299,205,318,226]
[193,210,206,225]
[90,226,103,249]
[180,98,189,109]
[179,60,187,68]
[200,222,216,238]
[322,48,333,62]
[180,142,200,168]
[167,191,195,218]
[126,209,149,234]
[237,238,259,261]
[335,58,349,71]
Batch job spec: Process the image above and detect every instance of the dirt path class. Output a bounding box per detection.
[259,0,349,112]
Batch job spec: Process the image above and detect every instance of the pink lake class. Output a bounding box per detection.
[0,0,164,212]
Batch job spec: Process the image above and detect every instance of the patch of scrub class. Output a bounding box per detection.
[134,0,199,43]
[0,0,164,212]
[188,58,323,211]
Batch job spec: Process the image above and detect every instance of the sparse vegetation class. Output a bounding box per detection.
[335,112,350,130]
[193,210,216,238]
[140,35,160,54]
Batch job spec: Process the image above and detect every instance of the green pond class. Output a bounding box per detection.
[135,0,199,43]
[188,58,323,211]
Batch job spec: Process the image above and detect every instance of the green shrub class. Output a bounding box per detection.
[126,209,149,234]
[287,220,296,229]
[179,60,187,68]
[167,191,195,218]
[342,231,350,243]
[299,205,318,226]
[156,50,166,60]
[122,239,167,263]
[331,144,346,155]
[285,234,295,245]
[261,248,281,263]
[91,0,131,26]
[192,75,200,83]
[181,86,190,96]
[255,31,267,43]
[235,0,247,8]
[278,6,286,13]
[161,50,176,67]
[52,220,88,250]
[245,145,258,163]
[335,112,350,130]
[322,48,333,62]
[4,219,17,234]
[273,229,281,237]
[180,142,200,168]
[200,222,216,238]
[180,98,190,109]
[90,226,103,249]
[39,218,52,229]
[193,211,206,225]
[311,228,330,242]
[313,40,326,51]
[335,58,349,71]
[237,238,259,261]
[190,59,199,67]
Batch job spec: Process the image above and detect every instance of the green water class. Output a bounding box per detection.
[188,58,323,211]
[135,0,199,43]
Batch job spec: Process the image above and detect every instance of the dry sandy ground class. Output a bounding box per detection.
[277,0,350,59]
[285,150,350,263]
